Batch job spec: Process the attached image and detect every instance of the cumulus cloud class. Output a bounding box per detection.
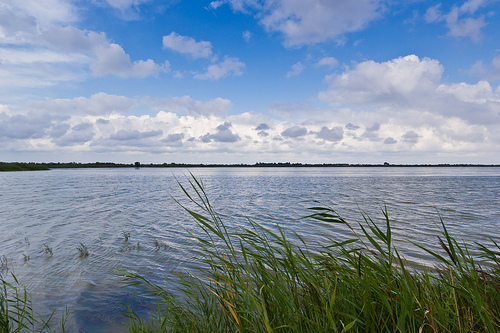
[317,57,338,68]
[104,0,151,11]
[384,137,397,144]
[345,123,360,130]
[469,55,500,82]
[402,130,419,144]
[32,93,137,116]
[53,122,95,146]
[281,125,307,138]
[195,56,245,80]
[145,96,233,117]
[162,133,185,147]
[0,2,169,87]
[361,122,381,141]
[0,112,52,139]
[255,123,270,130]
[242,30,252,42]
[212,0,384,47]
[91,43,170,78]
[424,1,489,43]
[286,62,304,78]
[162,32,213,59]
[110,129,163,141]
[320,55,443,106]
[315,126,343,142]
[320,54,500,125]
[201,122,241,143]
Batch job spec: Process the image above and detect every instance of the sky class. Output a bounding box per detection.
[1,0,500,164]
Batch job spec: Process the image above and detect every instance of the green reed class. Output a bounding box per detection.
[1,267,68,332]
[120,175,500,332]
[76,243,89,257]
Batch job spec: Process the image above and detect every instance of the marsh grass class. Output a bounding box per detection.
[120,176,500,332]
[76,243,89,257]
[41,244,52,257]
[0,268,69,332]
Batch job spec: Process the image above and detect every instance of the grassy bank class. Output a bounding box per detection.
[0,163,49,172]
[2,176,500,332]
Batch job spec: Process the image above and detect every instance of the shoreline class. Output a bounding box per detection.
[2,161,500,172]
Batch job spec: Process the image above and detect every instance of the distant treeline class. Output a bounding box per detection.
[0,162,50,171]
[1,161,500,171]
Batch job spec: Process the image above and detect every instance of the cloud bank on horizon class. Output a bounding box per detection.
[1,0,500,164]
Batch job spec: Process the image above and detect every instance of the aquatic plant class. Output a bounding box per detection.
[41,244,52,257]
[122,230,131,242]
[120,175,500,332]
[0,269,68,332]
[0,256,7,273]
[76,243,89,257]
[22,253,29,263]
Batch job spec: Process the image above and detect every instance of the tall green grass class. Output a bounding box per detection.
[0,270,69,333]
[120,176,500,332]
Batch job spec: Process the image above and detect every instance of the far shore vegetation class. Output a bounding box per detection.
[1,175,500,332]
[1,161,500,172]
[0,162,49,172]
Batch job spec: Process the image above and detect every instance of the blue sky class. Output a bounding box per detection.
[1,0,500,164]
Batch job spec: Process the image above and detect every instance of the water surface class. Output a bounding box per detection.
[1,167,499,331]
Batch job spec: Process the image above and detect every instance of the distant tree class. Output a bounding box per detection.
[135,161,140,167]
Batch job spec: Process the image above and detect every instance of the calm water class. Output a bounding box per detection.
[1,167,500,331]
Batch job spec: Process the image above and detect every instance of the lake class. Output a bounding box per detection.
[1,167,499,331]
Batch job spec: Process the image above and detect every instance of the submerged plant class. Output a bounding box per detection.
[76,243,89,257]
[122,230,131,242]
[0,256,7,273]
[41,244,52,257]
[119,175,500,333]
[153,238,160,251]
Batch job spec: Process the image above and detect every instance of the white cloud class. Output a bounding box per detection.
[315,126,343,142]
[286,62,304,78]
[316,57,338,68]
[213,0,384,47]
[162,32,213,59]
[281,125,307,138]
[104,0,151,11]
[31,93,137,116]
[469,55,500,81]
[200,122,241,143]
[0,2,169,87]
[1,0,76,29]
[319,54,500,129]
[424,0,490,43]
[145,96,233,117]
[436,81,495,103]
[445,7,486,42]
[91,43,170,77]
[242,30,252,42]
[195,56,245,80]
[320,55,443,106]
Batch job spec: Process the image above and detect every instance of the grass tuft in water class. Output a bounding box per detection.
[41,244,52,257]
[122,230,131,243]
[120,175,500,332]
[76,243,89,257]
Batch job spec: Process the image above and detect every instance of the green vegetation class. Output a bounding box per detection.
[0,163,49,172]
[41,244,52,257]
[1,270,69,332]
[76,243,89,257]
[120,176,500,332]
